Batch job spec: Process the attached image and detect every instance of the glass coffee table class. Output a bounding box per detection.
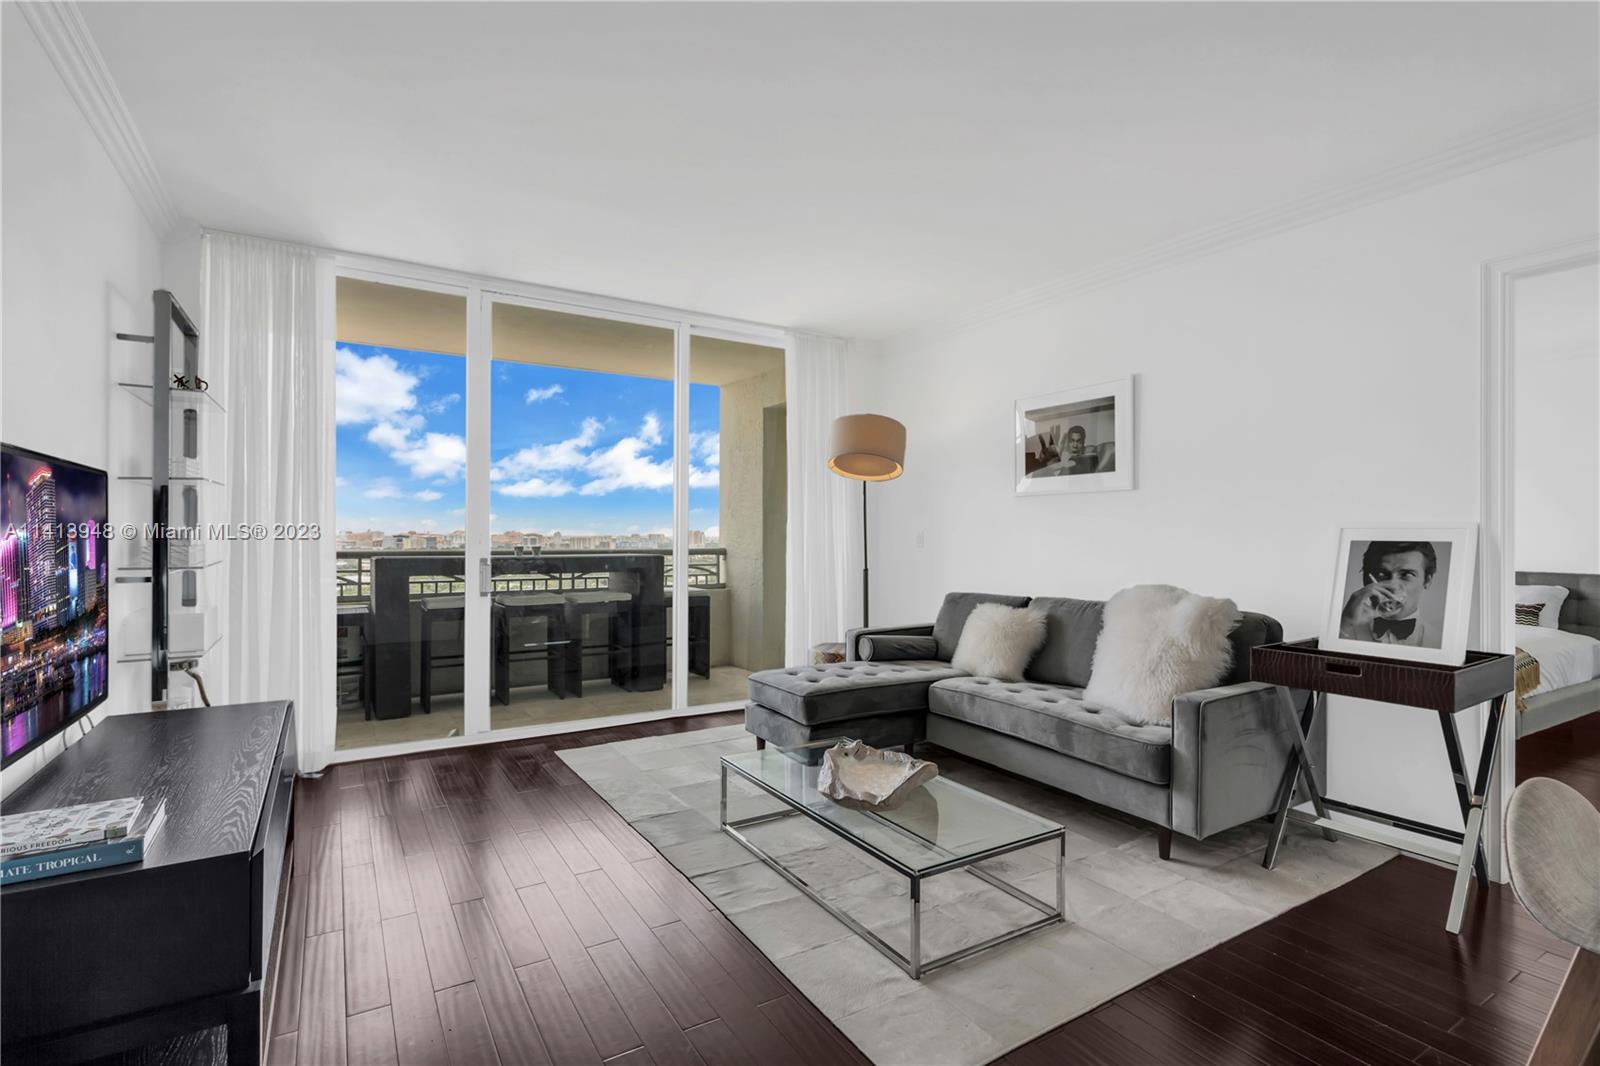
[720,742,1066,979]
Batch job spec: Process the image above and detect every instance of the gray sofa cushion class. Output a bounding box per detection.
[747,660,966,725]
[927,676,1173,784]
[859,634,940,661]
[932,592,1032,660]
[1225,612,1283,685]
[744,701,925,758]
[1024,597,1104,688]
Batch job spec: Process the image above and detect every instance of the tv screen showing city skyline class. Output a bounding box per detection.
[1,443,110,767]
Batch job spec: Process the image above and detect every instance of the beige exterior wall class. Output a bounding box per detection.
[719,365,786,672]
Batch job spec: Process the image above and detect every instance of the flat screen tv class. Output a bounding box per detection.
[1,443,110,767]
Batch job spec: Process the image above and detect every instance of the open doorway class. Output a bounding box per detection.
[1508,258,1600,805]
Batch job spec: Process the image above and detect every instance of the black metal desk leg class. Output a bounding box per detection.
[1445,696,1506,934]
[1264,689,1334,868]
[1438,709,1486,886]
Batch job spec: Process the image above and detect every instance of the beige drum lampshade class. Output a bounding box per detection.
[828,414,906,481]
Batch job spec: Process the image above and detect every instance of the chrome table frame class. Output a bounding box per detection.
[719,754,1066,980]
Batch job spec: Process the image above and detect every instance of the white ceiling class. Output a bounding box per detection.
[82,2,1599,338]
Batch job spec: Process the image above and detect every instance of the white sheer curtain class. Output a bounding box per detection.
[207,232,333,772]
[785,332,858,662]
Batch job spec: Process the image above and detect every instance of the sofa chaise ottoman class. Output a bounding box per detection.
[743,591,1312,858]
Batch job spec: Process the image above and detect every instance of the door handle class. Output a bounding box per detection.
[479,557,490,596]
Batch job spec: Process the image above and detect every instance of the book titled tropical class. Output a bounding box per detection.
[0,796,145,859]
[0,801,165,886]
[1,837,146,885]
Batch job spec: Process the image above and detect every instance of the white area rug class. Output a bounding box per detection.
[559,725,1394,1066]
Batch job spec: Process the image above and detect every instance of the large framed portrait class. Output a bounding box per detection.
[1320,525,1478,665]
[1014,376,1134,495]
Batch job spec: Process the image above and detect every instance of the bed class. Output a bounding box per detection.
[1515,570,1600,737]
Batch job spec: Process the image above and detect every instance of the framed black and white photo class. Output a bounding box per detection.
[1321,525,1478,665]
[1014,376,1134,495]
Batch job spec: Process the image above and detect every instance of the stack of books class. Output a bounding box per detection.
[0,797,165,885]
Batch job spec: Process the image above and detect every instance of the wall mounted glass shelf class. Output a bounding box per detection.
[117,381,227,414]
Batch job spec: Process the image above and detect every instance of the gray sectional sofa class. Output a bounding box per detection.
[743,591,1310,858]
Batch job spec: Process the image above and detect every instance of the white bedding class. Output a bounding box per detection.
[1516,624,1600,696]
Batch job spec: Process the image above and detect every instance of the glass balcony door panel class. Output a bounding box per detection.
[686,333,787,710]
[485,297,679,733]
[332,276,470,751]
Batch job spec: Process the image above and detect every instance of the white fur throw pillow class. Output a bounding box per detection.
[1083,585,1241,726]
[951,604,1048,681]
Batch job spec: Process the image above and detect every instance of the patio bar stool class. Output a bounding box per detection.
[664,589,712,679]
[562,589,634,697]
[493,591,573,703]
[417,594,466,715]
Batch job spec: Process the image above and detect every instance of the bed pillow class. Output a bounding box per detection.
[1516,585,1570,628]
[1083,585,1241,726]
[950,604,1048,681]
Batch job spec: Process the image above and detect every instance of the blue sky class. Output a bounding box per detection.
[335,343,720,537]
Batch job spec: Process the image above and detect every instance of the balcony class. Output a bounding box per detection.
[331,280,787,753]
[333,547,753,750]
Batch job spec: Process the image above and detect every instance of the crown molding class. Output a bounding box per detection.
[894,98,1600,349]
[18,0,180,237]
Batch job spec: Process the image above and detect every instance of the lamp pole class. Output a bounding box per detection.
[827,412,904,634]
[862,479,870,627]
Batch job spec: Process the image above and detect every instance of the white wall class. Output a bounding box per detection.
[1514,261,1600,574]
[855,137,1599,837]
[0,9,165,797]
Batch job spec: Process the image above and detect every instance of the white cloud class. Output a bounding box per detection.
[396,432,467,480]
[579,416,674,495]
[692,431,720,468]
[498,476,575,498]
[705,525,720,541]
[423,392,461,414]
[414,489,443,502]
[490,412,718,498]
[364,480,403,500]
[492,418,602,480]
[367,419,467,480]
[524,384,564,404]
[335,348,418,425]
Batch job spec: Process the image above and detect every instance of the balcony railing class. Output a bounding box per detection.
[334,547,727,605]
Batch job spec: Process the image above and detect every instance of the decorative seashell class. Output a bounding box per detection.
[816,739,938,810]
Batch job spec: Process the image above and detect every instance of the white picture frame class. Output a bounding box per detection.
[1320,525,1478,666]
[1014,376,1134,495]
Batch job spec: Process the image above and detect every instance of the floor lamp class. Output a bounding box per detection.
[828,414,906,628]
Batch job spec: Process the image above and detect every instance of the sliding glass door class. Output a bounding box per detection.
[685,331,786,710]
[332,276,470,752]
[481,296,679,734]
[330,272,782,755]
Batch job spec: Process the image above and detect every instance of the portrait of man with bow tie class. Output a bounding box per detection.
[1339,540,1445,648]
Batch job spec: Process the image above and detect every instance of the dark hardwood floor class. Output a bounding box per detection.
[265,710,868,1066]
[1516,709,1600,806]
[999,856,1572,1066]
[254,711,1572,1066]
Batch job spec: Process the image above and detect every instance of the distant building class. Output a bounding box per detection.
[66,533,80,619]
[25,466,60,629]
[0,532,19,630]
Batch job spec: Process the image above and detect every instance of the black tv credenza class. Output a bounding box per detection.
[1,701,296,1065]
